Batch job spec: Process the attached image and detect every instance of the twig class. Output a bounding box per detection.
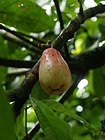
[58,74,86,103]
[16,31,46,44]
[53,0,64,29]
[7,70,29,78]
[0,24,36,46]
[23,122,40,140]
[78,0,84,15]
[1,31,43,53]
[25,106,28,137]
[53,0,70,60]
[0,24,43,53]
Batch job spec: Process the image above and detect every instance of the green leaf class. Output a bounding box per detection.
[0,36,8,58]
[99,23,105,35]
[0,0,54,32]
[15,107,25,140]
[30,97,72,140]
[66,0,77,6]
[0,36,8,81]
[94,0,101,3]
[93,66,105,98]
[43,99,99,136]
[0,85,16,140]
[31,81,50,100]
[87,71,94,94]
[0,66,7,82]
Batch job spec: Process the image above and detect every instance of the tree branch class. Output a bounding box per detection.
[8,60,39,118]
[69,43,105,74]
[52,3,105,50]
[0,57,36,68]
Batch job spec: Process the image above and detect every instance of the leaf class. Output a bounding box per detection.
[0,36,8,81]
[99,23,105,35]
[94,0,101,3]
[87,70,94,94]
[0,36,8,58]
[15,107,25,140]
[31,81,50,100]
[0,66,7,82]
[0,0,54,32]
[30,97,72,140]
[93,66,105,98]
[42,99,99,136]
[0,85,16,140]
[66,0,77,6]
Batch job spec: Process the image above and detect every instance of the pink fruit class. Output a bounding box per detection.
[39,48,72,94]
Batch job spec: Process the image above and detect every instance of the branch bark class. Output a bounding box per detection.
[0,57,36,68]
[69,43,105,74]
[8,60,39,117]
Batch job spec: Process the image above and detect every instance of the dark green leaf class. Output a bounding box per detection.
[30,97,72,140]
[0,66,7,82]
[15,107,25,140]
[43,99,98,136]
[0,36,8,58]
[0,0,54,32]
[99,23,105,35]
[0,36,8,81]
[93,66,105,98]
[0,85,16,140]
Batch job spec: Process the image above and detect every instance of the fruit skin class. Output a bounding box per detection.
[39,48,72,94]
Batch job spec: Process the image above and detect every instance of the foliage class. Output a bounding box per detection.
[31,97,72,140]
[0,86,16,140]
[0,0,105,140]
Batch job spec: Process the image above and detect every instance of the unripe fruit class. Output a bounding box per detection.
[39,48,72,94]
